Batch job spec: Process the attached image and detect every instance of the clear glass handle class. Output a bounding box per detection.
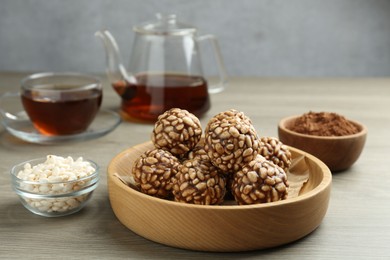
[0,92,20,120]
[197,34,228,94]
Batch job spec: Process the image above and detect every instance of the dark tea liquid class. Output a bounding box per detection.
[112,73,210,122]
[22,87,102,136]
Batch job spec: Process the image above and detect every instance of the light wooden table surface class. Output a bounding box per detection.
[1,72,389,259]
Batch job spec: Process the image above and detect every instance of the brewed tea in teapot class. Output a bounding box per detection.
[96,14,227,122]
[112,73,210,121]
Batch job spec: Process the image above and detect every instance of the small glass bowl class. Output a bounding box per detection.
[10,157,99,217]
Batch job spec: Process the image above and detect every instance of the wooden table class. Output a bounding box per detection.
[1,72,389,259]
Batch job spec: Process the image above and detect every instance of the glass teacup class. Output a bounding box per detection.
[21,72,103,136]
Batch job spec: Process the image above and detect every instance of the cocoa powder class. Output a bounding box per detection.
[289,111,360,136]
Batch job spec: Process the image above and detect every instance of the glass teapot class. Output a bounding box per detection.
[96,13,227,122]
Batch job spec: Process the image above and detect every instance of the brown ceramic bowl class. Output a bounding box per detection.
[278,115,367,172]
[107,141,332,252]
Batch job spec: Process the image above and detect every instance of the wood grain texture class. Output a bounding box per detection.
[107,142,331,252]
[1,73,390,258]
[278,115,367,172]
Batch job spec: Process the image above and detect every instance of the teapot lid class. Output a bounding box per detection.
[134,14,196,36]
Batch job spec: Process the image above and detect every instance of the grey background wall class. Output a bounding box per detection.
[1,0,390,77]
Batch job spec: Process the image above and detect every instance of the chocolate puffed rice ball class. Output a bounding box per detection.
[172,159,226,205]
[259,137,292,172]
[132,148,180,199]
[152,108,202,156]
[204,109,261,172]
[187,144,209,161]
[232,155,289,205]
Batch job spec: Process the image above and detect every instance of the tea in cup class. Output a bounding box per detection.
[21,72,102,136]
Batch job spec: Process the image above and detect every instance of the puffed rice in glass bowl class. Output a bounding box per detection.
[10,155,99,217]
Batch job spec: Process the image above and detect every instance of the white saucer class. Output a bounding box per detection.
[0,92,121,144]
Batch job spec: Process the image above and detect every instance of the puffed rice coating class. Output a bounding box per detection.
[172,158,226,205]
[151,108,202,156]
[204,109,261,172]
[232,155,289,205]
[132,148,180,198]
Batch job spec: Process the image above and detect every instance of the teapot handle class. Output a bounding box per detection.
[197,34,228,94]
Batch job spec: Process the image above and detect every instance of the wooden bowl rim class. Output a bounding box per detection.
[278,115,368,140]
[108,142,332,211]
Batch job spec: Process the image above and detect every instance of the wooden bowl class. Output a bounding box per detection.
[278,115,367,172]
[107,141,332,252]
